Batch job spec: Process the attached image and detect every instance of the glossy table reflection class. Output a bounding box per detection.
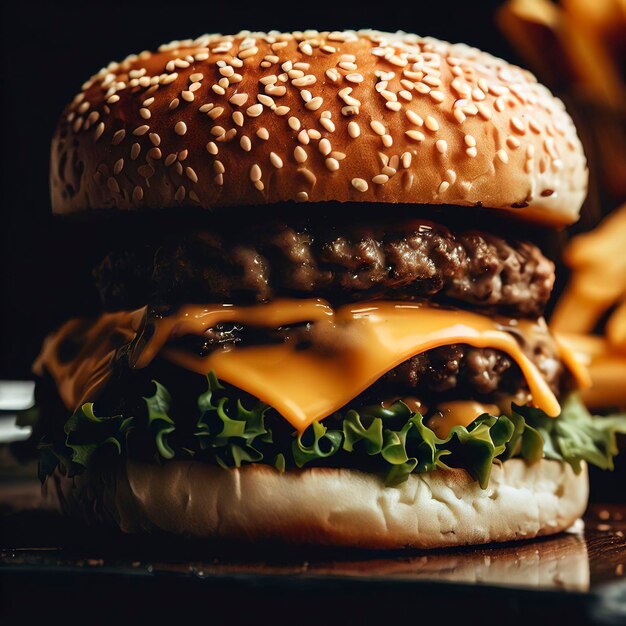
[2,471,626,625]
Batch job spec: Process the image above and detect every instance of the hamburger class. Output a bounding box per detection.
[34,30,625,549]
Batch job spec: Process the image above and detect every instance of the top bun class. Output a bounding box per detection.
[51,30,587,226]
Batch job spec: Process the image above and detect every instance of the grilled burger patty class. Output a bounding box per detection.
[94,219,555,318]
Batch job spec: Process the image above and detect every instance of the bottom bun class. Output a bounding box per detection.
[44,459,588,549]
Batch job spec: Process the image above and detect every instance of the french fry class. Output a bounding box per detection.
[558,333,626,409]
[551,204,626,333]
[607,300,626,353]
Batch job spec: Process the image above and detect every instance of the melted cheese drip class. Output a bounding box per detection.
[428,401,501,439]
[33,309,144,410]
[36,299,589,431]
[139,300,567,429]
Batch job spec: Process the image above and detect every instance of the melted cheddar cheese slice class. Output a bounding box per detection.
[36,299,589,431]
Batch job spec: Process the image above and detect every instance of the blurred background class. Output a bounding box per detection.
[1,0,625,398]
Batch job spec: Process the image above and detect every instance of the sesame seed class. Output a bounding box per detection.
[326,157,340,171]
[132,186,143,202]
[320,117,335,132]
[372,174,389,185]
[348,121,360,138]
[257,127,270,140]
[140,108,151,119]
[133,125,150,136]
[496,149,509,163]
[370,120,386,135]
[464,134,476,147]
[250,164,262,182]
[247,103,263,117]
[182,90,194,102]
[112,129,126,145]
[107,177,120,193]
[341,105,360,116]
[164,153,177,166]
[305,97,323,111]
[240,136,252,151]
[232,111,244,127]
[149,133,161,146]
[346,73,364,83]
[113,158,124,175]
[229,93,249,107]
[94,122,105,141]
[107,94,120,104]
[506,136,521,149]
[425,116,439,132]
[401,152,412,168]
[296,191,309,202]
[208,107,224,120]
[214,160,225,174]
[185,167,198,183]
[206,141,218,155]
[294,146,308,162]
[131,143,141,160]
[319,138,331,155]
[258,94,275,108]
[406,110,423,126]
[453,109,466,124]
[274,106,290,116]
[212,85,226,95]
[436,139,448,154]
[466,146,477,158]
[190,72,204,82]
[211,126,226,138]
[445,169,457,183]
[270,152,283,168]
[175,121,187,136]
[288,116,301,131]
[169,98,180,110]
[351,178,368,192]
[405,130,425,142]
[381,134,393,148]
[175,186,186,202]
[438,181,450,193]
[291,75,316,87]
[430,91,445,103]
[510,116,525,133]
[137,165,154,178]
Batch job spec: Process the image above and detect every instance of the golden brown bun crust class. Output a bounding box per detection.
[51,31,586,226]
[44,459,588,549]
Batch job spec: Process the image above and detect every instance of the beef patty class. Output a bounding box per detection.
[94,219,554,318]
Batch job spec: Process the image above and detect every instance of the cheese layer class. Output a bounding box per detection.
[35,299,588,431]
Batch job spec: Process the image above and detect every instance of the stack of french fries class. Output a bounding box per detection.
[551,205,626,410]
[499,1,626,409]
[498,0,626,211]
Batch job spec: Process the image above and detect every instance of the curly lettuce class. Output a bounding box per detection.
[38,373,626,488]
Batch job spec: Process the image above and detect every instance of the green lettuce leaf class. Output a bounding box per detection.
[144,380,175,460]
[196,372,272,468]
[514,395,626,473]
[63,403,134,469]
[37,372,626,489]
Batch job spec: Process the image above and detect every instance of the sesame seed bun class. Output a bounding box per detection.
[44,459,587,549]
[51,30,587,226]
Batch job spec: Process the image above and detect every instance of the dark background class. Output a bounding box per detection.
[0,0,535,379]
